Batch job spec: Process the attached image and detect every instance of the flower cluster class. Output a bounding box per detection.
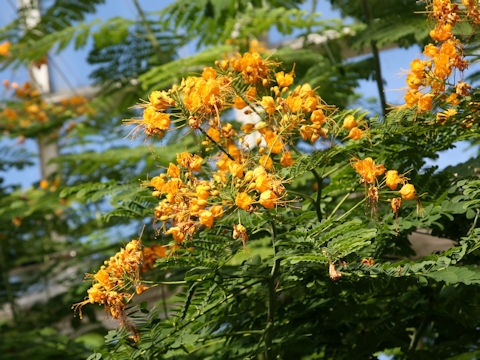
[404,0,473,112]
[73,239,166,322]
[1,80,92,134]
[351,157,416,217]
[126,50,351,247]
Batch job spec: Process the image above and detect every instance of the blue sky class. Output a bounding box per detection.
[0,0,478,188]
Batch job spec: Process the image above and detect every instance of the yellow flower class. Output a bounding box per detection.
[167,163,180,178]
[236,192,252,210]
[342,115,357,130]
[202,67,217,80]
[399,183,416,200]
[234,96,247,109]
[352,157,385,184]
[260,154,273,170]
[280,151,294,167]
[166,227,185,243]
[196,184,210,200]
[347,127,363,141]
[264,130,283,154]
[229,162,244,178]
[310,110,325,126]
[150,176,165,191]
[199,210,214,228]
[143,106,171,130]
[210,205,224,218]
[149,90,174,109]
[385,170,402,190]
[261,96,276,115]
[259,190,277,209]
[0,41,11,56]
[40,179,49,190]
[275,70,294,88]
[418,94,433,112]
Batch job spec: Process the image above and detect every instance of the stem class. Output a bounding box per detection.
[327,192,351,220]
[409,317,429,352]
[198,126,235,161]
[265,221,280,360]
[132,0,165,63]
[361,0,387,117]
[336,197,366,223]
[232,86,265,120]
[467,209,479,236]
[311,169,323,222]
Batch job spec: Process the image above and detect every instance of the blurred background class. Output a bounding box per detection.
[0,0,478,358]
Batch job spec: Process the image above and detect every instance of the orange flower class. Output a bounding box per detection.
[352,157,385,184]
[418,94,434,111]
[399,183,416,200]
[196,184,210,200]
[342,115,357,130]
[236,192,252,210]
[264,130,283,154]
[234,96,247,109]
[199,210,214,228]
[261,96,276,115]
[347,127,363,141]
[423,43,439,58]
[280,151,294,167]
[150,176,165,191]
[167,163,180,178]
[229,162,244,178]
[0,41,11,56]
[259,190,277,209]
[202,67,217,80]
[207,127,221,142]
[210,205,224,218]
[40,179,49,190]
[285,95,302,113]
[275,70,294,88]
[260,154,273,170]
[149,90,174,109]
[166,227,185,243]
[404,90,420,108]
[310,109,325,126]
[385,170,402,190]
[143,106,171,131]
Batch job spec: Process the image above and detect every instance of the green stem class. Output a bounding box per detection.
[336,197,366,222]
[327,192,351,220]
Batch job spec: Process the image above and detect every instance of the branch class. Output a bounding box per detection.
[361,0,387,117]
[198,126,235,161]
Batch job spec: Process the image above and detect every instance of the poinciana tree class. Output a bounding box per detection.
[74,1,480,359]
[1,1,480,359]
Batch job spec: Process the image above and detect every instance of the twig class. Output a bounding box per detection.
[361,0,387,117]
[198,126,235,161]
